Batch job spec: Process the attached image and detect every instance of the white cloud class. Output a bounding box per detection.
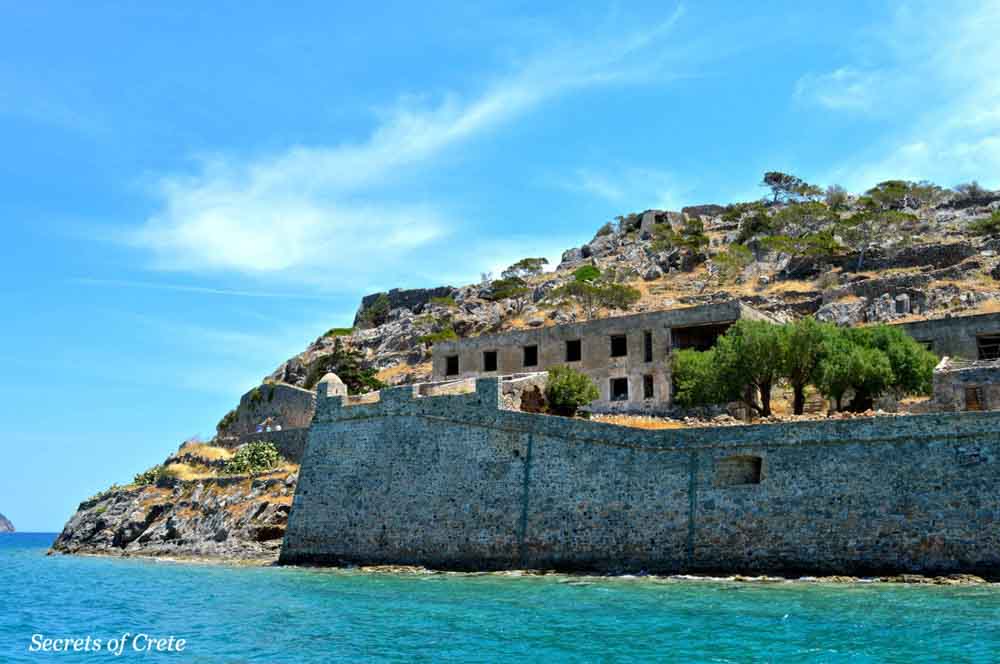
[793,67,886,112]
[552,166,691,211]
[803,1,1000,190]
[125,9,688,285]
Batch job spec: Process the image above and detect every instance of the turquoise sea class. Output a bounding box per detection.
[3,534,1000,663]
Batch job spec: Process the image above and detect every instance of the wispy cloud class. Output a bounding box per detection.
[550,166,691,211]
[123,8,688,286]
[800,1,1000,189]
[71,277,343,299]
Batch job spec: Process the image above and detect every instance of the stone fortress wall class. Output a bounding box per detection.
[280,376,1000,576]
[430,302,772,414]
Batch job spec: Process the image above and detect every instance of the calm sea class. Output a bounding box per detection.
[3,533,1000,663]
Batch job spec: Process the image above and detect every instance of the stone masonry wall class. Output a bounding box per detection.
[897,312,1000,359]
[222,382,316,437]
[281,378,1000,576]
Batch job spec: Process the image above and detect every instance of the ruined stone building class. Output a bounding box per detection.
[431,301,771,412]
[895,311,1000,360]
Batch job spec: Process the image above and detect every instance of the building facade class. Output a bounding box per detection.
[431,301,771,413]
[895,311,1000,360]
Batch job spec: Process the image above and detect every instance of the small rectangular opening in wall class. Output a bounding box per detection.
[917,339,934,352]
[483,350,498,372]
[565,339,582,362]
[611,377,629,401]
[671,322,732,351]
[445,355,459,376]
[523,345,538,367]
[643,374,654,399]
[716,455,762,486]
[965,386,984,411]
[610,334,628,357]
[644,331,653,362]
[976,333,1000,360]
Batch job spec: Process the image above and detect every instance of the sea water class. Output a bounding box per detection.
[3,533,1000,663]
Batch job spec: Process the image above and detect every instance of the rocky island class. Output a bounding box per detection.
[51,174,1000,571]
[0,513,14,533]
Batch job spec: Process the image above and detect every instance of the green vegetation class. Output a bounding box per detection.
[501,257,549,280]
[303,338,385,394]
[358,293,391,328]
[673,319,937,416]
[713,244,754,282]
[216,409,237,433]
[651,217,709,254]
[595,222,614,237]
[825,184,849,210]
[133,465,165,486]
[838,209,916,269]
[323,327,354,337]
[222,441,283,476]
[572,265,602,283]
[419,326,459,345]
[428,296,457,308]
[969,211,1000,236]
[861,180,944,210]
[761,171,822,203]
[545,365,599,417]
[248,387,263,405]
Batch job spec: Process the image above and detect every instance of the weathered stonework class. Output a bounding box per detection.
[896,312,1000,360]
[924,357,1000,412]
[430,302,771,414]
[280,377,1000,577]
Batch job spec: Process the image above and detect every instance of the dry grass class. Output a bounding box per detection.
[177,443,234,462]
[377,361,433,383]
[162,463,217,482]
[591,414,687,430]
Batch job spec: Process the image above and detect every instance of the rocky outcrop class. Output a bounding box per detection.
[0,513,13,532]
[50,472,295,562]
[354,286,456,327]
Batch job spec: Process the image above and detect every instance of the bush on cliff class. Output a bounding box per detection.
[134,465,165,486]
[303,338,385,394]
[545,366,599,417]
[223,441,283,476]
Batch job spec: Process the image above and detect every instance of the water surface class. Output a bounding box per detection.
[3,534,999,662]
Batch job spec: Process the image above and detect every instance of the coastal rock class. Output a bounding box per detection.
[0,512,13,532]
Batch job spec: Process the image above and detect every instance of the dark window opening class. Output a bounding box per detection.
[565,339,582,362]
[445,355,459,376]
[977,333,1000,360]
[644,331,653,362]
[523,345,538,367]
[671,322,732,351]
[643,374,654,399]
[917,339,934,352]
[611,377,629,401]
[483,350,498,372]
[965,386,985,411]
[716,456,762,486]
[610,334,628,357]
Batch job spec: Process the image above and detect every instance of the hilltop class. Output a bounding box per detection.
[267,175,1000,395]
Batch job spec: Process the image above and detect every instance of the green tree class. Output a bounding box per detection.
[486,276,532,313]
[848,325,936,396]
[551,279,640,320]
[572,265,602,283]
[713,320,785,416]
[837,209,916,270]
[761,171,822,203]
[825,184,849,210]
[304,338,385,394]
[545,365,599,416]
[780,317,835,414]
[671,349,730,407]
[501,257,549,280]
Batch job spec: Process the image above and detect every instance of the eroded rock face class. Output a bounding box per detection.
[50,473,296,562]
[0,513,13,533]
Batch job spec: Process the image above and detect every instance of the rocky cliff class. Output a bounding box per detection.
[0,513,13,533]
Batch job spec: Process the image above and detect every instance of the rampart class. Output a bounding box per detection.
[280,377,1000,576]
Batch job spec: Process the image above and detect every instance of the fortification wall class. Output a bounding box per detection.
[281,378,1000,576]
[232,428,310,464]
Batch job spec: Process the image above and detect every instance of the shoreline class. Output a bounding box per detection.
[47,548,998,585]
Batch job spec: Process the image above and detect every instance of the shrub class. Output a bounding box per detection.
[419,326,458,345]
[713,244,754,282]
[217,409,237,433]
[223,441,283,476]
[134,465,165,486]
[324,327,354,337]
[595,222,614,237]
[303,338,385,394]
[428,296,457,308]
[671,349,724,407]
[825,184,849,210]
[501,258,548,280]
[545,366,599,416]
[969,211,1000,236]
[573,265,601,283]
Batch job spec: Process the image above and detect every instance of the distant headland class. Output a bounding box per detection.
[0,513,14,533]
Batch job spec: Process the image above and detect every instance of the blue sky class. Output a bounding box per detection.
[3,1,999,531]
